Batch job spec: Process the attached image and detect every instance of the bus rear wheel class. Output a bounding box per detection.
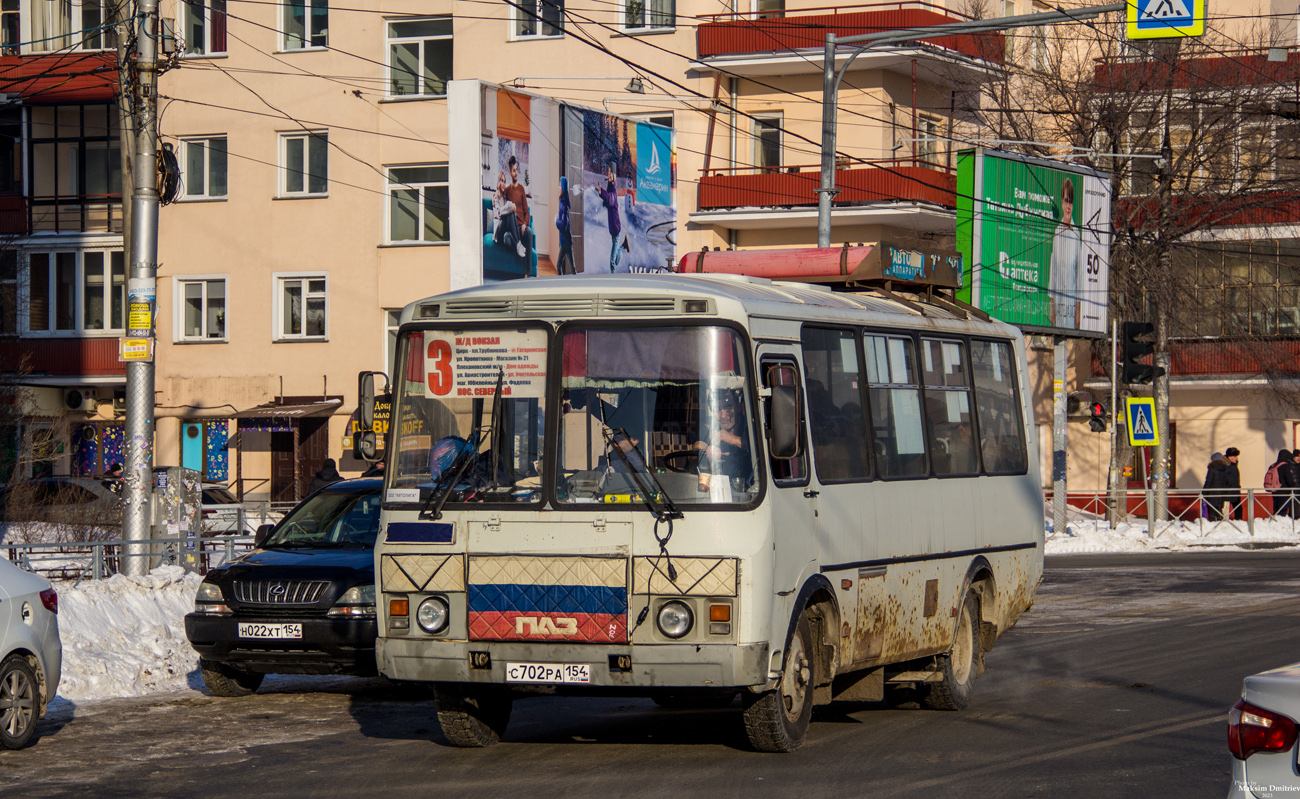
[434,684,513,747]
[923,593,981,711]
[742,613,813,752]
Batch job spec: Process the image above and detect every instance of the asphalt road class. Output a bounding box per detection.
[7,551,1300,799]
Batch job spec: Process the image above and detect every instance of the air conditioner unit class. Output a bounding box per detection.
[113,396,126,416]
[64,388,96,412]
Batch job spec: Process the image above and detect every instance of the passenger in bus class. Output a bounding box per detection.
[694,391,752,486]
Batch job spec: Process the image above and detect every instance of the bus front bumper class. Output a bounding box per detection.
[378,637,771,690]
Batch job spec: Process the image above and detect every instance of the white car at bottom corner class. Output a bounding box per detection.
[1229,662,1300,798]
[0,556,61,750]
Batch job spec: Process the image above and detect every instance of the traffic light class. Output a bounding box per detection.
[1121,321,1166,385]
[1088,401,1107,433]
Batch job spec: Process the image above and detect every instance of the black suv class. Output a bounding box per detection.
[184,478,382,696]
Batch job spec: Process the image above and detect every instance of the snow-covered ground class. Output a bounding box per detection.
[9,512,1300,708]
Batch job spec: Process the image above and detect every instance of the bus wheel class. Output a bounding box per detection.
[742,613,813,752]
[434,684,512,747]
[923,594,981,711]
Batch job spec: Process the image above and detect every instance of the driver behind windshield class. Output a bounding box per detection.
[694,390,752,489]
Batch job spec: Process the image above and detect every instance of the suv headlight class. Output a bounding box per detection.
[328,584,377,617]
[193,581,231,615]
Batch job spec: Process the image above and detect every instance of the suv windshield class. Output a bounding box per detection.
[265,489,382,548]
[388,327,547,505]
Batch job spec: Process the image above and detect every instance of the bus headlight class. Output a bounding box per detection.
[656,600,693,639]
[416,596,450,634]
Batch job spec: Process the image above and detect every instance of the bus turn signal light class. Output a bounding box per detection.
[390,598,409,617]
[709,604,730,622]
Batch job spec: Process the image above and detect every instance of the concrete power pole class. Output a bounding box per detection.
[122,0,160,576]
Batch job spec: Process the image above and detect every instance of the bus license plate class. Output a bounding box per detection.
[505,662,590,684]
[237,623,303,640]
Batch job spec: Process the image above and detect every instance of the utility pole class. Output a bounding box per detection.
[122,0,160,576]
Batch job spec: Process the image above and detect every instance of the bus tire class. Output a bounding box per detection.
[435,684,512,747]
[742,613,813,752]
[923,593,981,711]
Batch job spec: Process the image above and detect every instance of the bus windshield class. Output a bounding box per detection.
[388,326,548,505]
[555,325,758,506]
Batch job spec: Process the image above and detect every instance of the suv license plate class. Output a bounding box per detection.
[238,623,303,640]
[505,663,590,684]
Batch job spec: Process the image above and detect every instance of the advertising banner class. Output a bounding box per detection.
[956,149,1111,338]
[449,81,676,286]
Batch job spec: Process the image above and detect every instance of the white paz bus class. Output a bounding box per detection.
[359,273,1043,752]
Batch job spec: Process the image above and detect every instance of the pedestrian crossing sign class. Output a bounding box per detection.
[1126,397,1159,447]
[1128,0,1205,40]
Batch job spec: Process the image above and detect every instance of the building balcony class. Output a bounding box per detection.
[695,1,1004,82]
[26,193,123,234]
[0,52,117,102]
[0,337,125,379]
[691,158,956,231]
[1088,339,1300,384]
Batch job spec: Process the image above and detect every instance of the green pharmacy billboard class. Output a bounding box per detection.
[956,150,1111,338]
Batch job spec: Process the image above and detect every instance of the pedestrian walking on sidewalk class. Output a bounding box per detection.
[1267,450,1300,518]
[1203,451,1234,521]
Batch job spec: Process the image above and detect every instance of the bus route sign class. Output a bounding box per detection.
[1125,397,1159,447]
[1127,0,1205,40]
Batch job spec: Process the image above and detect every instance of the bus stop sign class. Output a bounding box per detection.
[1128,0,1205,40]
[1126,398,1159,447]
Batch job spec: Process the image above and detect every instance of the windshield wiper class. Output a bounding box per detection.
[419,369,503,520]
[601,426,683,523]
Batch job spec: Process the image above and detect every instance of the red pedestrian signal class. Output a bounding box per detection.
[1089,401,1107,433]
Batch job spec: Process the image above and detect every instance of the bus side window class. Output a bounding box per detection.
[863,334,928,478]
[762,360,807,485]
[800,327,870,482]
[970,340,1028,474]
[920,338,978,476]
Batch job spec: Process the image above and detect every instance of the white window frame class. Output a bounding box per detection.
[272,271,328,341]
[385,163,449,245]
[622,0,674,32]
[916,115,941,167]
[512,0,564,39]
[384,309,401,374]
[179,0,226,56]
[28,0,116,53]
[178,135,228,200]
[279,130,328,197]
[282,0,327,50]
[21,248,125,337]
[385,17,452,99]
[752,113,782,171]
[173,274,228,343]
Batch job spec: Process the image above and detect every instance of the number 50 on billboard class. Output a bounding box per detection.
[955,149,1112,338]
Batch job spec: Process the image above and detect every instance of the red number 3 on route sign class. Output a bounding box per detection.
[427,339,453,396]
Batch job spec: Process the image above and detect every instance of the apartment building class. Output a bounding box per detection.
[0,0,1005,501]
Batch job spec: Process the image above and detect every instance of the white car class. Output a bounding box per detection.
[0,556,61,749]
[1229,662,1300,797]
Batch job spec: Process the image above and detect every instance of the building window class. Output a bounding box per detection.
[29,104,122,233]
[31,0,116,52]
[274,273,327,340]
[0,250,15,335]
[283,0,327,50]
[624,0,673,30]
[25,250,124,335]
[179,136,227,199]
[2,0,19,55]
[384,309,401,374]
[515,0,563,37]
[181,0,227,55]
[753,114,781,171]
[916,115,941,167]
[755,0,783,19]
[388,164,448,244]
[1027,25,1047,71]
[387,17,452,98]
[176,277,227,342]
[280,131,327,196]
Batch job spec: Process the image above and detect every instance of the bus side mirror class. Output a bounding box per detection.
[768,384,800,459]
[254,523,275,548]
[356,371,389,463]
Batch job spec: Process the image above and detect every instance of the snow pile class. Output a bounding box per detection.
[54,565,203,702]
[1047,516,1300,555]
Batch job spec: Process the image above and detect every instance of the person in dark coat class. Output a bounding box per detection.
[1203,452,1232,521]
[1289,451,1300,520]
[307,458,343,495]
[1269,450,1299,518]
[1223,447,1243,520]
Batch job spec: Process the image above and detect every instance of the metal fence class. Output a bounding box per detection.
[1046,487,1300,539]
[200,501,296,536]
[4,534,257,584]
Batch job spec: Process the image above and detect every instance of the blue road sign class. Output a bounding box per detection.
[1126,397,1159,447]
[1128,0,1205,40]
